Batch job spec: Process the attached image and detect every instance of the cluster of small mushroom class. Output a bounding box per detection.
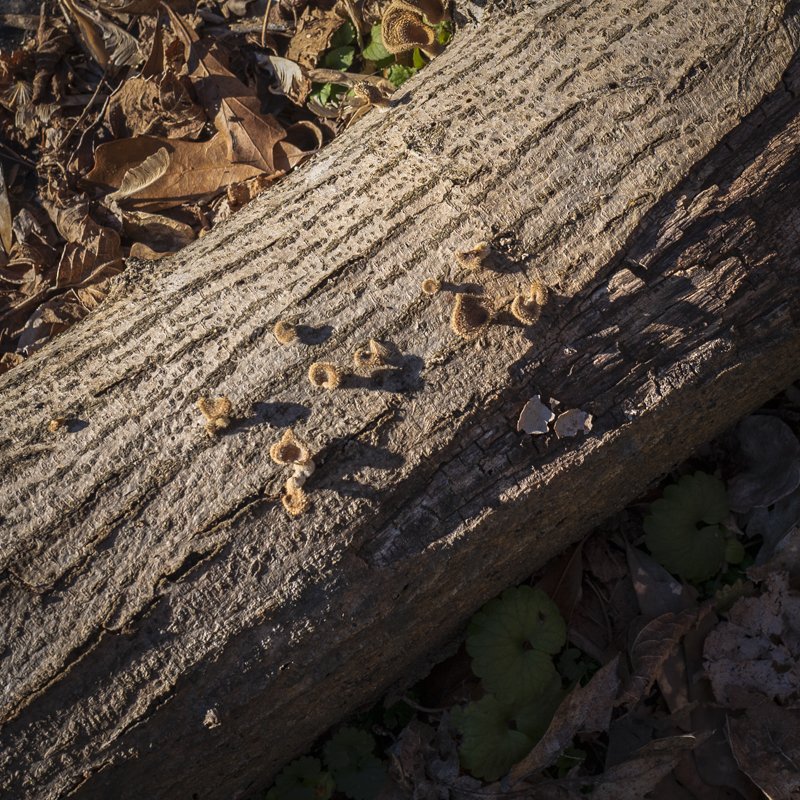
[421,241,550,340]
[269,428,316,517]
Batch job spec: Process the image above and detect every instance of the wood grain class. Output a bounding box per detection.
[1,0,800,797]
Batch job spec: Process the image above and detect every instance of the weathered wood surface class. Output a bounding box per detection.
[2,0,800,797]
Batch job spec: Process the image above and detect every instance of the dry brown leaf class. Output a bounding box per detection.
[535,542,584,627]
[0,166,12,255]
[106,72,206,140]
[262,54,311,104]
[109,147,171,202]
[62,0,109,68]
[704,572,800,707]
[618,607,710,709]
[164,6,286,172]
[727,694,800,800]
[87,134,266,210]
[121,209,195,251]
[508,656,621,782]
[590,735,712,800]
[62,0,142,69]
[129,241,173,259]
[286,2,349,69]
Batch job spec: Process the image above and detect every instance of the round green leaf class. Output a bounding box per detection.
[322,46,355,71]
[644,472,729,581]
[266,757,334,800]
[454,694,535,782]
[323,727,386,800]
[454,675,563,783]
[466,586,566,703]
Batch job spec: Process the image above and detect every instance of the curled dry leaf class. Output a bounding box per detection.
[517,395,555,435]
[62,0,142,69]
[262,54,311,104]
[87,134,264,210]
[121,209,195,255]
[553,409,593,438]
[108,147,170,203]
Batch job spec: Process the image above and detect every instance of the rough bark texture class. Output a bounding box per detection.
[2,0,800,797]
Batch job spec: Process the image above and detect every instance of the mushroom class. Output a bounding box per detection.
[450,294,493,339]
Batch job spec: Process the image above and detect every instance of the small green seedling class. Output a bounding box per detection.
[323,727,386,800]
[466,586,566,704]
[644,471,735,581]
[266,756,334,800]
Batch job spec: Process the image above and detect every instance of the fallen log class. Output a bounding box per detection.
[2,0,800,797]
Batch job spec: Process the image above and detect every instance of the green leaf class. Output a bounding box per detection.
[466,586,566,704]
[323,727,386,800]
[724,537,745,564]
[412,48,426,69]
[435,19,452,45]
[266,757,335,800]
[386,63,415,88]
[331,20,356,48]
[362,24,391,61]
[454,676,563,782]
[644,472,729,581]
[323,45,355,71]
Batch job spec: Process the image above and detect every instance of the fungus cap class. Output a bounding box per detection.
[273,320,297,344]
[270,428,312,465]
[382,7,442,56]
[421,278,441,295]
[455,241,491,271]
[450,293,493,339]
[282,486,311,517]
[308,361,342,390]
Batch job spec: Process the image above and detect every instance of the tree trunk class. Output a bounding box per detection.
[2,0,800,797]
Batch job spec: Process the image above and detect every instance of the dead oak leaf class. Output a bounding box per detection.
[87,134,265,210]
[164,6,287,173]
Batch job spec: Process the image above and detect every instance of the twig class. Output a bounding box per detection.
[59,73,108,153]
[260,0,275,48]
[0,141,34,168]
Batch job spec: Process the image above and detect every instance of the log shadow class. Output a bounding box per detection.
[311,436,405,499]
[233,401,311,432]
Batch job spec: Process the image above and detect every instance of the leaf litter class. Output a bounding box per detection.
[0,0,452,371]
[262,383,800,800]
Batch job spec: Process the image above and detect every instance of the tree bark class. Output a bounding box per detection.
[2,0,800,797]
